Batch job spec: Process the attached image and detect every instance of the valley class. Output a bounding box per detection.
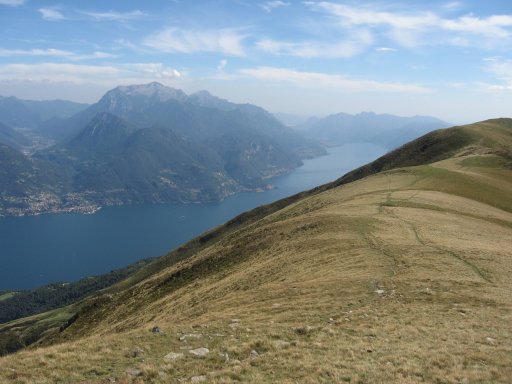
[1,119,511,383]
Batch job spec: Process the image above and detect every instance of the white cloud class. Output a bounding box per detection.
[239,66,429,93]
[256,29,373,58]
[0,0,24,6]
[484,58,512,91]
[0,48,116,61]
[260,1,290,13]
[80,10,146,22]
[256,28,373,58]
[144,28,246,56]
[0,62,182,85]
[483,56,502,62]
[0,48,72,57]
[39,8,66,21]
[442,2,464,11]
[217,59,228,71]
[375,47,397,52]
[306,2,512,48]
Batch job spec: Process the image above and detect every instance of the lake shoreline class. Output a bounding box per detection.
[0,143,387,290]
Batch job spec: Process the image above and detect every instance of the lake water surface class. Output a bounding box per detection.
[0,143,386,290]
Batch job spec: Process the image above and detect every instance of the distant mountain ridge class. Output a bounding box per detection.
[0,83,325,216]
[295,111,450,149]
[0,96,88,129]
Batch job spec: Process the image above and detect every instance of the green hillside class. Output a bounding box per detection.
[1,119,511,383]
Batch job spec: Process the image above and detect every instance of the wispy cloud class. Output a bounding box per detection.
[145,28,247,56]
[239,66,429,93]
[306,2,512,48]
[483,58,512,91]
[259,1,290,13]
[39,7,66,21]
[0,48,116,61]
[0,62,181,85]
[442,2,464,11]
[80,10,146,22]
[217,59,228,71]
[0,0,24,6]
[257,28,373,58]
[257,38,370,58]
[375,47,397,52]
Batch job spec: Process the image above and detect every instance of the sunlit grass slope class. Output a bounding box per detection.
[1,119,511,383]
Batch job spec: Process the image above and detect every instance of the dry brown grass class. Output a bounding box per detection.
[1,122,512,383]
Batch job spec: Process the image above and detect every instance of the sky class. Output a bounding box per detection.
[0,0,511,123]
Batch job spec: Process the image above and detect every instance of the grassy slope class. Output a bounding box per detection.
[1,119,512,383]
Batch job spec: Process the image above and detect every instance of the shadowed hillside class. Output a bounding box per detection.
[1,119,511,383]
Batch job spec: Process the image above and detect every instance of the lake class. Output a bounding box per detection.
[0,143,386,290]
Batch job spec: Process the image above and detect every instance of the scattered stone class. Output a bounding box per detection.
[132,347,144,358]
[190,376,207,383]
[164,352,184,361]
[219,352,230,363]
[189,347,209,357]
[250,350,260,359]
[151,326,161,333]
[375,289,384,295]
[179,333,202,341]
[125,368,142,377]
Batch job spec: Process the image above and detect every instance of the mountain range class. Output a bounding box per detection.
[0,118,510,383]
[293,111,449,148]
[0,83,325,216]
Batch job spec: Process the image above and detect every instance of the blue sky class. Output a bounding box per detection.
[0,0,511,123]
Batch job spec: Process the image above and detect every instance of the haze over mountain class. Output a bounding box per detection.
[1,118,511,383]
[0,122,31,150]
[295,111,450,149]
[0,83,325,216]
[0,96,88,131]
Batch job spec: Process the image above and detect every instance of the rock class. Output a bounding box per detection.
[230,318,241,323]
[219,352,229,363]
[190,375,207,383]
[151,326,161,333]
[179,333,201,341]
[164,352,184,361]
[485,337,497,345]
[125,368,142,377]
[375,289,384,295]
[189,347,209,357]
[132,347,144,358]
[250,350,260,359]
